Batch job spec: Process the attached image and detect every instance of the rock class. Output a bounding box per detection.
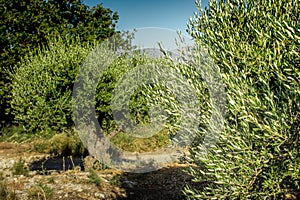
[28,171,37,176]
[95,192,105,199]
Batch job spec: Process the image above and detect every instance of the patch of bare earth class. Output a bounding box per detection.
[0,142,199,200]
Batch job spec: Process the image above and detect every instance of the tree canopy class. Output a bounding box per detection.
[0,0,119,127]
[0,0,118,69]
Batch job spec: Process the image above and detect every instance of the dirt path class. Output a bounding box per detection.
[0,142,198,200]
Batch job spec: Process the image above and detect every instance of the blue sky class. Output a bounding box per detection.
[83,0,209,35]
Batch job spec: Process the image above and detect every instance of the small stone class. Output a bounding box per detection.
[28,171,37,176]
[122,180,137,189]
[95,193,105,199]
[110,192,117,199]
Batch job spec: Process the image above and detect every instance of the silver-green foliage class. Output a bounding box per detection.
[94,44,210,138]
[185,0,299,199]
[10,34,198,139]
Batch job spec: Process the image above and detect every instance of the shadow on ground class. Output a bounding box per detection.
[29,156,85,172]
[117,165,201,200]
[28,156,202,200]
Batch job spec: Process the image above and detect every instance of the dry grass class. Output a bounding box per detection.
[33,131,87,157]
[110,128,170,153]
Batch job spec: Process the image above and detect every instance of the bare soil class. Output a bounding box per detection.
[0,142,199,200]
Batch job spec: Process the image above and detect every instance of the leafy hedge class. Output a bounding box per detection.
[10,35,180,138]
[10,34,210,157]
[10,37,95,133]
[0,0,119,128]
[185,0,299,199]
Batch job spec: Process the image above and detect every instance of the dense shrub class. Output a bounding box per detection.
[10,34,182,138]
[95,50,210,140]
[95,54,150,134]
[9,35,155,139]
[10,37,95,133]
[10,30,135,134]
[185,0,299,199]
[10,31,209,159]
[0,0,119,128]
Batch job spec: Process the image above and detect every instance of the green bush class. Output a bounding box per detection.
[10,30,208,153]
[88,169,103,187]
[10,31,134,135]
[95,54,150,134]
[10,37,95,134]
[95,52,210,143]
[0,0,119,130]
[185,0,299,199]
[10,33,173,152]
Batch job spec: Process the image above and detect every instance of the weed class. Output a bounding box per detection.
[0,173,17,200]
[0,182,8,200]
[29,182,53,200]
[88,169,102,187]
[12,158,29,176]
[47,177,55,184]
[110,174,121,186]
